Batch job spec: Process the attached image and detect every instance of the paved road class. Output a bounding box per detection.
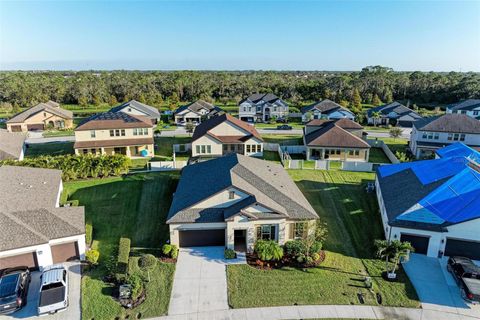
[0,262,81,320]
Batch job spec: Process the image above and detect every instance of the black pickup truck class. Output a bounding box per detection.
[0,267,31,314]
[447,256,480,303]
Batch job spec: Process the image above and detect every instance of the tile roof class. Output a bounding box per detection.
[413,114,480,134]
[74,137,154,149]
[0,129,26,160]
[167,154,318,223]
[7,102,73,123]
[75,111,154,130]
[304,120,369,148]
[192,114,262,142]
[446,99,480,112]
[109,100,160,118]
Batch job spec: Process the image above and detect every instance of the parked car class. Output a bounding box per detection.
[447,256,480,303]
[0,266,31,314]
[277,124,293,130]
[38,265,68,315]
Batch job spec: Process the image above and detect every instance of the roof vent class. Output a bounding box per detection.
[29,185,33,188]
[43,181,47,184]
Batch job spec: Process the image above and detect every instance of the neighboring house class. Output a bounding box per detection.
[74,112,154,158]
[0,129,26,161]
[167,153,319,251]
[367,101,422,127]
[109,100,161,124]
[0,166,85,270]
[410,114,480,159]
[6,101,73,132]
[303,119,370,161]
[238,93,288,123]
[445,99,480,119]
[375,143,480,260]
[191,114,263,158]
[174,100,223,125]
[301,99,355,122]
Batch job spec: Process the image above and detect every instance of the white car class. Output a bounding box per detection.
[37,265,68,315]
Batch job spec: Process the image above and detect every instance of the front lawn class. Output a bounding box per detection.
[25,141,74,157]
[63,172,179,320]
[227,170,419,309]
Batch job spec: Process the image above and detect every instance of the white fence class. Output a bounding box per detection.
[341,161,374,172]
[367,139,400,164]
[281,145,306,154]
[148,161,187,171]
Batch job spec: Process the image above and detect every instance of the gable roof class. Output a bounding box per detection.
[301,99,352,115]
[7,102,73,123]
[367,101,421,119]
[75,111,153,130]
[239,93,284,105]
[109,100,160,118]
[304,119,369,149]
[413,114,480,134]
[192,114,262,142]
[446,99,480,112]
[0,129,26,160]
[174,100,221,115]
[167,154,318,224]
[377,144,480,231]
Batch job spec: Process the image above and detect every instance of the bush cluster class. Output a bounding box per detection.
[254,240,283,261]
[0,154,130,181]
[224,248,236,259]
[85,249,100,265]
[116,237,131,281]
[283,240,323,264]
[162,244,179,259]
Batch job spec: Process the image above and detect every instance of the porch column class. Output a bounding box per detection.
[321,148,325,160]
[126,146,131,157]
[100,147,105,155]
[365,149,369,161]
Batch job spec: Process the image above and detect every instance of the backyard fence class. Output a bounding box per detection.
[367,139,400,164]
[148,161,187,171]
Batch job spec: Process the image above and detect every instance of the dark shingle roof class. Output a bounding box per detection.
[367,101,421,119]
[301,99,351,114]
[191,114,262,142]
[110,100,160,119]
[304,120,369,148]
[167,154,318,223]
[75,111,153,130]
[7,102,73,123]
[413,114,480,134]
[240,93,282,105]
[175,100,217,115]
[0,129,26,160]
[446,99,480,112]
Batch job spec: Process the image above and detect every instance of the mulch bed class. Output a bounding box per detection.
[246,250,326,270]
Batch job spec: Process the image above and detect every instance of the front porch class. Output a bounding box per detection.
[76,143,154,158]
[306,147,369,162]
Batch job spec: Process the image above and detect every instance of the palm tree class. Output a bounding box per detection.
[374,239,414,279]
[372,111,382,127]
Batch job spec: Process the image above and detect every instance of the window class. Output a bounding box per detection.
[474,111,479,116]
[228,191,235,199]
[447,133,453,141]
[115,129,120,136]
[246,145,251,153]
[243,107,247,112]
[293,222,306,239]
[257,145,262,152]
[460,134,466,141]
[461,110,467,114]
[355,150,360,156]
[121,129,125,136]
[201,145,206,154]
[135,146,139,154]
[206,145,211,153]
[133,128,138,136]
[91,148,96,154]
[422,132,427,139]
[196,145,200,154]
[90,130,96,138]
[143,128,148,135]
[348,150,354,156]
[434,133,439,140]
[454,133,459,141]
[82,149,88,154]
[223,144,228,151]
[110,130,114,137]
[336,149,341,155]
[256,225,276,241]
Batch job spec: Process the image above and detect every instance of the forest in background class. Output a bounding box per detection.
[1,66,479,116]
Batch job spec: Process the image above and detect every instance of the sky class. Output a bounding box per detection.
[0,0,479,71]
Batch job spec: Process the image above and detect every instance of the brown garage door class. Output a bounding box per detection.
[10,125,22,132]
[51,242,79,263]
[179,229,225,247]
[0,252,38,271]
[27,123,44,131]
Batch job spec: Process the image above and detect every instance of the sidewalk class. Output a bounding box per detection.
[152,304,480,320]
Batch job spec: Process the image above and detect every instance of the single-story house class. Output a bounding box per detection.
[303,119,370,161]
[446,99,480,120]
[109,100,161,124]
[6,101,73,132]
[191,114,263,158]
[301,99,355,122]
[0,129,26,161]
[375,143,480,259]
[367,101,422,127]
[0,166,85,270]
[174,100,223,125]
[167,153,319,252]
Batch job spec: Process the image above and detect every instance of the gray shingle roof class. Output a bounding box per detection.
[174,100,220,115]
[0,129,26,160]
[413,114,480,134]
[301,99,351,115]
[167,154,318,223]
[7,102,73,123]
[367,101,421,120]
[240,93,283,105]
[446,99,480,112]
[110,100,160,119]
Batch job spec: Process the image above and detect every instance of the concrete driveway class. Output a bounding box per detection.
[168,246,245,316]
[0,262,81,320]
[403,254,480,318]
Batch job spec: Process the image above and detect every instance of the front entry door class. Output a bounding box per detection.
[234,230,247,252]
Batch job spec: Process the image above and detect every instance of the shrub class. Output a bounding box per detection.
[170,245,179,259]
[284,240,306,258]
[296,254,305,263]
[254,240,283,261]
[224,248,236,259]
[85,249,100,265]
[139,254,157,270]
[85,220,93,247]
[65,200,79,207]
[310,241,323,254]
[127,273,143,301]
[116,237,131,281]
[311,252,320,261]
[162,244,172,256]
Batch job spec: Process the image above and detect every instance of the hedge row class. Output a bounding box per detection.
[116,237,131,281]
[0,154,130,181]
[85,220,93,247]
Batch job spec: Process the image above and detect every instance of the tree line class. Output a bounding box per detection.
[0,66,479,113]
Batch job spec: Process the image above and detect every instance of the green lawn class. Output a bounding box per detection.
[363,125,390,132]
[154,136,191,160]
[376,137,409,154]
[25,141,74,157]
[261,134,303,145]
[261,150,281,163]
[42,129,75,137]
[368,148,391,164]
[227,170,419,309]
[63,172,179,320]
